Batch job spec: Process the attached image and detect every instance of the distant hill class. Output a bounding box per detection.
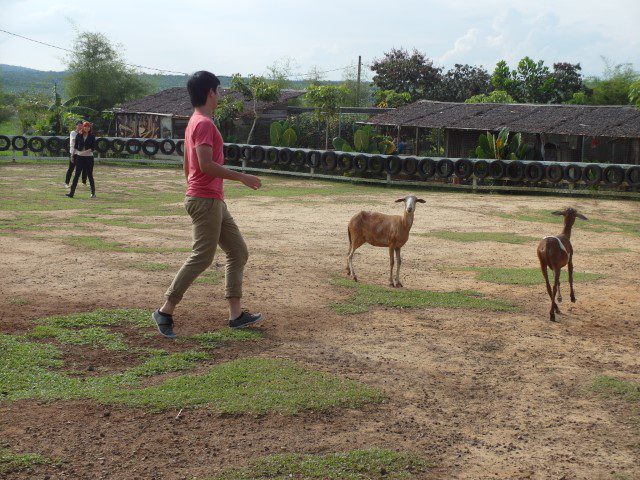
[1,64,340,98]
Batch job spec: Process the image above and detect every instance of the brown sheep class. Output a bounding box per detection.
[537,207,588,321]
[346,195,425,287]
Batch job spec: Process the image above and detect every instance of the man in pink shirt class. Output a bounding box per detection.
[153,71,262,339]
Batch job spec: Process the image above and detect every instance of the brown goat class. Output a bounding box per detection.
[537,207,588,321]
[346,195,425,287]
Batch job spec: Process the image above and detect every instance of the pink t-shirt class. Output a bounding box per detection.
[184,111,225,199]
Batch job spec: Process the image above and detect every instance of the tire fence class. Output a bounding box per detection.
[1,135,639,198]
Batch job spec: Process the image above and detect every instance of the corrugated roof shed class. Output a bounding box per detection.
[112,87,305,118]
[364,100,640,138]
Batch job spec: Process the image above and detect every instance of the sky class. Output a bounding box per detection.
[0,0,638,80]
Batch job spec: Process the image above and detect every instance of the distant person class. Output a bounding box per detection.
[66,121,96,198]
[64,121,86,188]
[152,70,263,339]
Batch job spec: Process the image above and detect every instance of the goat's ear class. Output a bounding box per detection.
[395,198,406,203]
[416,198,426,203]
[551,210,565,216]
[576,212,588,220]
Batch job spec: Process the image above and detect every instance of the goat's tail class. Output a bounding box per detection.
[347,227,352,250]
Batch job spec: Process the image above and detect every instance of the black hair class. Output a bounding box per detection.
[76,120,83,125]
[187,71,221,107]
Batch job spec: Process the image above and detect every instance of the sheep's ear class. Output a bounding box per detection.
[395,198,406,203]
[551,210,565,216]
[576,212,588,220]
[416,198,426,203]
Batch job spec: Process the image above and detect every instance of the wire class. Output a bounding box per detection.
[0,28,188,75]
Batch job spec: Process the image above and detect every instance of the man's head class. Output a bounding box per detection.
[187,71,221,110]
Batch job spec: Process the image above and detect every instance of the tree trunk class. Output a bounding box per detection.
[246,100,258,144]
[325,121,329,150]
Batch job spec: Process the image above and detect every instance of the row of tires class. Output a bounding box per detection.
[0,135,185,157]
[224,144,640,187]
[1,135,638,187]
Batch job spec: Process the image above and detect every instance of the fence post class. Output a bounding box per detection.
[241,158,247,172]
[386,172,391,184]
[472,177,477,192]
[310,166,315,178]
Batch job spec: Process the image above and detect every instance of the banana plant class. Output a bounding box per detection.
[474,127,530,160]
[332,125,396,154]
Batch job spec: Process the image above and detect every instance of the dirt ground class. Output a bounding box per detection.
[1,165,639,479]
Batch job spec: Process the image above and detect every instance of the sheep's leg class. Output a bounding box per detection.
[568,255,576,303]
[394,248,402,287]
[388,247,395,287]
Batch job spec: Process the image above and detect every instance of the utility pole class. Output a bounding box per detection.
[356,55,362,107]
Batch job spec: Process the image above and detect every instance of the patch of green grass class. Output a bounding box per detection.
[62,235,190,253]
[592,376,640,401]
[7,297,31,306]
[465,267,604,285]
[0,449,50,475]
[599,247,633,253]
[210,449,433,479]
[39,308,152,328]
[128,350,209,377]
[331,277,515,314]
[189,328,263,349]
[28,325,127,350]
[104,357,383,413]
[73,215,156,229]
[421,230,537,244]
[130,261,172,271]
[195,269,224,285]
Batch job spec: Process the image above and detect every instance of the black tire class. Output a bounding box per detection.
[385,155,402,175]
[454,158,473,180]
[278,148,293,166]
[241,145,253,162]
[27,136,45,153]
[0,135,10,151]
[417,158,436,179]
[306,150,321,168]
[111,138,125,154]
[12,135,27,151]
[175,140,184,156]
[141,139,159,156]
[625,165,640,187]
[45,136,61,153]
[265,147,279,166]
[250,145,265,164]
[125,139,142,155]
[582,164,602,185]
[602,165,624,187]
[546,163,564,183]
[437,158,454,178]
[159,139,175,155]
[321,151,338,171]
[337,153,354,172]
[353,154,368,173]
[95,137,112,154]
[369,155,385,174]
[524,162,545,182]
[473,160,490,179]
[402,157,418,177]
[563,164,583,183]
[292,149,306,167]
[489,160,506,179]
[506,161,525,181]
[225,144,241,162]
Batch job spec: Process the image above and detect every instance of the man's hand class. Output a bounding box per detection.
[241,173,262,190]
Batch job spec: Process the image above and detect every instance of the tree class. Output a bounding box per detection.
[586,61,639,105]
[47,83,97,135]
[491,58,555,103]
[630,80,640,109]
[266,57,298,89]
[491,60,519,98]
[230,74,281,144]
[215,95,244,139]
[374,89,411,108]
[465,90,515,103]
[370,48,442,101]
[305,85,349,149]
[436,64,492,102]
[550,62,584,104]
[64,31,151,112]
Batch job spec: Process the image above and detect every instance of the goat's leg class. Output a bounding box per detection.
[568,255,576,303]
[347,246,358,282]
[550,267,561,320]
[540,260,553,302]
[394,248,402,287]
[388,247,395,287]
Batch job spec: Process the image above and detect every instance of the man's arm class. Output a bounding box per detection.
[183,147,189,182]
[196,145,261,189]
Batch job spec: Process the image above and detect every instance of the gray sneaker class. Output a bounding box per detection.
[229,311,262,329]
[152,309,176,339]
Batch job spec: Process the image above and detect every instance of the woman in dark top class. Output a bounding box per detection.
[66,121,96,198]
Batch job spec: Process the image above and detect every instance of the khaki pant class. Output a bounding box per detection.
[165,196,248,304]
